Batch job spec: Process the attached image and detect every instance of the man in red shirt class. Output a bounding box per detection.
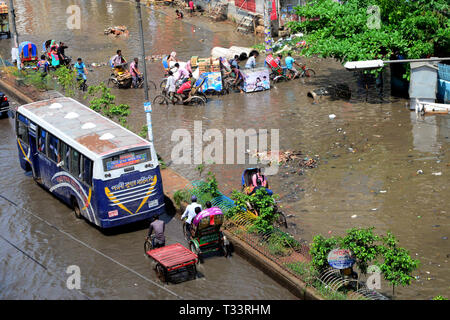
[188,0,194,16]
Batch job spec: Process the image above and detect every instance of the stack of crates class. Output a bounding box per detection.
[0,2,8,14]
[211,59,221,72]
[190,56,198,68]
[198,57,212,74]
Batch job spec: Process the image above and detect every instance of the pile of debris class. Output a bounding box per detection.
[210,2,228,22]
[104,26,129,37]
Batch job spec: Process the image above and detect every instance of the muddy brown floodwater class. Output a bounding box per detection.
[0,0,449,299]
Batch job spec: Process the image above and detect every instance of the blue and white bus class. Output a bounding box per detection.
[15,97,165,228]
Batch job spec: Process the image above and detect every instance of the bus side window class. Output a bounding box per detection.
[58,141,70,171]
[16,116,29,144]
[71,149,81,178]
[47,134,59,163]
[83,157,93,186]
[38,128,47,154]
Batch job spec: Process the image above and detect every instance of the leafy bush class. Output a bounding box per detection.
[341,227,381,274]
[173,189,191,208]
[84,82,131,126]
[54,66,78,96]
[309,234,339,272]
[197,171,221,198]
[287,0,449,78]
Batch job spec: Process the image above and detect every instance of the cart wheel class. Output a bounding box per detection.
[156,263,167,283]
[188,96,206,106]
[190,242,203,264]
[144,238,153,254]
[153,95,168,105]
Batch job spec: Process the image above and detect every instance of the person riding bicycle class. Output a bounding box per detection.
[129,57,143,89]
[231,65,244,93]
[176,72,194,99]
[285,52,301,78]
[165,70,177,102]
[74,57,88,88]
[146,214,165,248]
[181,196,202,235]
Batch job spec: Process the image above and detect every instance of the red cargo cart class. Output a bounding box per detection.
[146,243,198,284]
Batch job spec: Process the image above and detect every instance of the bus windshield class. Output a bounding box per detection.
[103,148,151,172]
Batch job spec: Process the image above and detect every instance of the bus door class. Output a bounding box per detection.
[27,122,41,180]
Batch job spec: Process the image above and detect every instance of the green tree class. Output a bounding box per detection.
[341,227,381,274]
[287,0,449,65]
[378,232,420,296]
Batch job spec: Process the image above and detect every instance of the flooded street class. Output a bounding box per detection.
[0,0,449,299]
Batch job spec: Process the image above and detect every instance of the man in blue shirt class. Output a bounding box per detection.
[74,58,88,88]
[285,52,300,78]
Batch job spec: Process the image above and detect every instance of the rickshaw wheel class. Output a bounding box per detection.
[156,264,167,283]
[188,96,206,106]
[190,242,203,264]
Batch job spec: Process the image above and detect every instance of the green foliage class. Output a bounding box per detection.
[139,124,148,138]
[432,295,448,300]
[310,228,420,296]
[54,66,78,96]
[309,235,339,272]
[196,164,205,177]
[378,232,420,294]
[229,188,279,234]
[266,231,300,256]
[84,82,131,126]
[13,69,54,91]
[341,227,381,274]
[173,189,191,208]
[157,153,167,169]
[197,171,221,198]
[287,0,449,65]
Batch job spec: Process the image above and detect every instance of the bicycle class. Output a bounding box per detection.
[144,234,155,253]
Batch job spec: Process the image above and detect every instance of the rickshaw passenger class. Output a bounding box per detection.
[274,54,282,66]
[111,49,127,73]
[250,179,273,196]
[174,63,189,83]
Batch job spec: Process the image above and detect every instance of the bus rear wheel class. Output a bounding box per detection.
[73,201,82,219]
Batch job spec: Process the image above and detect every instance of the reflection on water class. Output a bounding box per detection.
[0,0,448,300]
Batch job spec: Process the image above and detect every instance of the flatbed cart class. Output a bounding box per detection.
[145,243,198,284]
